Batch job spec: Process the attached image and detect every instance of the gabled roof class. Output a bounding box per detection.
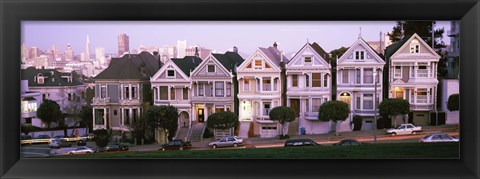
[212,52,245,73]
[337,37,385,64]
[385,34,413,58]
[171,56,202,77]
[94,51,161,80]
[259,47,289,67]
[310,42,329,62]
[21,67,84,87]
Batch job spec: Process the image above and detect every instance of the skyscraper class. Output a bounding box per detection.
[118,34,129,57]
[85,34,91,61]
[65,44,74,61]
[95,47,106,65]
[176,40,187,58]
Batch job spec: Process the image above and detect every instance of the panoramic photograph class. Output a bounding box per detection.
[20,21,460,158]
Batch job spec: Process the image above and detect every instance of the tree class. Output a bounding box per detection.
[269,106,295,138]
[79,105,93,133]
[21,124,36,135]
[84,87,95,105]
[36,99,62,129]
[379,98,410,127]
[145,106,178,143]
[207,111,238,130]
[93,129,110,148]
[318,101,350,136]
[328,47,349,100]
[62,88,84,136]
[328,47,349,63]
[126,116,146,145]
[447,93,459,111]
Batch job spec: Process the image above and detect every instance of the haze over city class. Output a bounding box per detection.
[22,21,451,56]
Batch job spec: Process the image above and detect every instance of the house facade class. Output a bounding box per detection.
[237,44,288,138]
[189,51,244,139]
[21,67,86,128]
[92,52,161,134]
[286,42,332,134]
[337,37,385,131]
[20,80,43,128]
[150,55,202,140]
[384,33,440,126]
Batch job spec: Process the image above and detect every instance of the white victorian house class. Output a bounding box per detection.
[286,42,332,134]
[337,37,385,131]
[150,56,202,140]
[237,43,289,138]
[384,33,440,126]
[189,51,244,141]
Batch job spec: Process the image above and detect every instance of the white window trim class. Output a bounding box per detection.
[355,51,365,60]
[304,56,312,64]
[394,66,402,79]
[166,69,175,78]
[207,65,216,73]
[362,94,374,110]
[410,40,420,53]
[215,81,225,97]
[244,79,250,91]
[254,60,263,69]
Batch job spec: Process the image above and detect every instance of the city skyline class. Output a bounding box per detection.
[22,21,451,55]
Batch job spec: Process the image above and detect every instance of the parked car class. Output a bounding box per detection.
[419,133,459,143]
[386,123,422,136]
[20,135,34,145]
[68,146,96,155]
[54,135,68,140]
[80,133,95,141]
[333,139,362,146]
[284,139,320,147]
[98,144,129,153]
[209,136,244,149]
[33,135,52,143]
[159,139,192,151]
[49,138,72,148]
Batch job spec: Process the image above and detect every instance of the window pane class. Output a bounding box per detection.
[167,70,175,77]
[255,60,262,67]
[263,102,271,115]
[244,80,250,91]
[170,88,175,100]
[263,77,271,91]
[356,69,361,84]
[356,96,361,110]
[363,94,373,109]
[208,65,215,72]
[215,82,224,96]
[131,86,137,99]
[305,74,309,87]
[363,69,373,83]
[312,99,321,112]
[95,109,104,125]
[305,57,312,63]
[183,88,188,100]
[226,83,231,97]
[160,86,168,100]
[312,73,321,87]
[292,75,298,87]
[324,74,328,87]
[342,70,349,83]
[199,84,204,96]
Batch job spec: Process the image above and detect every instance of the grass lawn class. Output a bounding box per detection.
[57,142,459,159]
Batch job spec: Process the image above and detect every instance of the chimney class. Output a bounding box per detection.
[153,51,161,68]
[194,47,199,58]
[273,42,278,49]
[233,46,238,53]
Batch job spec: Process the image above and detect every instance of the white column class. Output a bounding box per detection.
[137,84,140,99]
[224,81,226,97]
[120,84,123,100]
[413,88,417,104]
[360,68,363,84]
[128,84,132,100]
[103,108,107,127]
[260,77,263,91]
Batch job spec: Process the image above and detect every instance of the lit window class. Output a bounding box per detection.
[410,39,420,53]
[254,60,262,69]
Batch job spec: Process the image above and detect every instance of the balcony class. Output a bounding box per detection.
[417,70,428,78]
[304,112,319,120]
[191,96,233,102]
[410,104,434,111]
[354,109,378,115]
[93,97,110,105]
[154,100,190,106]
[119,98,142,105]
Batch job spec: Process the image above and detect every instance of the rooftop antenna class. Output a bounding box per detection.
[359,27,362,38]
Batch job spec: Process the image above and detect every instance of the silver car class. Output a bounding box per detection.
[49,138,72,148]
[68,146,95,155]
[419,133,459,143]
[208,136,244,149]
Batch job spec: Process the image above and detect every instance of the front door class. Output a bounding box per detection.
[198,108,205,122]
[290,99,300,117]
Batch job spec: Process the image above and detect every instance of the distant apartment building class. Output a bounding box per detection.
[65,44,74,61]
[20,80,43,128]
[95,47,106,65]
[177,40,187,58]
[118,33,130,57]
[185,46,212,60]
[85,35,91,61]
[92,52,161,133]
[384,33,440,126]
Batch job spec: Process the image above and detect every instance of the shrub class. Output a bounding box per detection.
[447,93,459,111]
[93,129,110,148]
[203,128,214,138]
[206,111,238,130]
[352,116,363,131]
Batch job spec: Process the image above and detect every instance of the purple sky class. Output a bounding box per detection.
[22,21,451,55]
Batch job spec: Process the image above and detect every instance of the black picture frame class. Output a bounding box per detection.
[1,0,479,178]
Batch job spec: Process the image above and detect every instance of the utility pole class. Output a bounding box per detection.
[373,70,378,144]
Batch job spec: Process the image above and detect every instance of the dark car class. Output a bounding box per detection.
[159,139,192,151]
[284,139,320,147]
[333,139,362,146]
[77,139,87,146]
[21,135,33,140]
[98,144,129,153]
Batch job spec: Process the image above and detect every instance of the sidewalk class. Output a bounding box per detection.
[128,124,459,152]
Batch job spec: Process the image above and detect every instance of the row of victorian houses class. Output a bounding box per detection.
[89,33,442,140]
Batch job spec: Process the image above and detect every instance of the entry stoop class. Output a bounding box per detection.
[287,118,299,136]
[238,121,252,138]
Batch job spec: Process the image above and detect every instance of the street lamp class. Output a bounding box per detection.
[373,69,379,144]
